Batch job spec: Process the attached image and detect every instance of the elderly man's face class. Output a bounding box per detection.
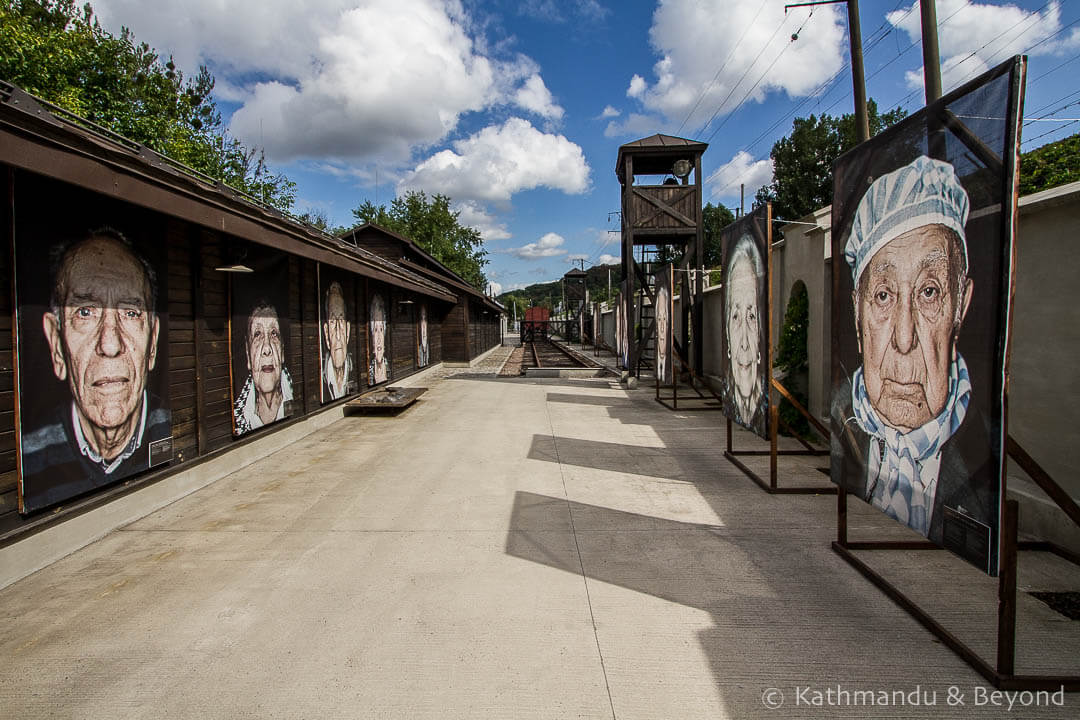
[44,236,159,433]
[246,308,283,396]
[726,257,760,402]
[323,290,350,371]
[856,224,972,432]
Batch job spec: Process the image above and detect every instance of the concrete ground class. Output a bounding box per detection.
[1,353,1079,719]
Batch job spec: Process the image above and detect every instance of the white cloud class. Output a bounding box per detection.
[93,0,564,164]
[508,232,568,260]
[503,282,529,292]
[455,201,511,241]
[707,151,774,202]
[566,253,590,263]
[627,0,845,130]
[514,74,565,120]
[604,112,663,139]
[489,281,503,295]
[890,1,1080,94]
[593,229,619,247]
[599,105,621,119]
[401,118,590,204]
[597,253,619,265]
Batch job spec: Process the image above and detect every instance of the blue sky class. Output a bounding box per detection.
[89,1,1080,294]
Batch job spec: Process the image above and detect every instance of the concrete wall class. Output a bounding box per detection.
[1008,182,1080,515]
[772,206,832,421]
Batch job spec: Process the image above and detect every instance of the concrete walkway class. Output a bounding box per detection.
[1,371,1078,718]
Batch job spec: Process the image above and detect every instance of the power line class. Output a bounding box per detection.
[695,11,794,138]
[704,10,821,144]
[676,0,770,136]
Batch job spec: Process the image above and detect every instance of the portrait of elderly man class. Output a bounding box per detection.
[369,292,388,385]
[21,228,170,509]
[321,280,354,401]
[655,282,670,384]
[833,155,992,545]
[723,232,768,434]
[233,300,293,434]
[417,304,430,367]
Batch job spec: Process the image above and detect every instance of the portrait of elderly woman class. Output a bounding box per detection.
[832,154,998,567]
[721,228,769,438]
[655,267,672,386]
[233,299,294,434]
[417,304,430,367]
[369,291,389,385]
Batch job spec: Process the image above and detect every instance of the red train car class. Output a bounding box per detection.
[521,306,550,341]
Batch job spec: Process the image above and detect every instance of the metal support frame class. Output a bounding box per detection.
[724,377,834,495]
[832,436,1080,691]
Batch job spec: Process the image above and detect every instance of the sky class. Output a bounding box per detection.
[88,0,1080,295]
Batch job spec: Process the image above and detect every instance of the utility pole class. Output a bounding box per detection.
[786,0,869,142]
[920,0,942,103]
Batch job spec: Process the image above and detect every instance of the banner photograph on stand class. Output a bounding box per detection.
[829,58,1024,576]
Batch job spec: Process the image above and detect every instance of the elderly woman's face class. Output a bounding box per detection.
[247,308,282,396]
[726,256,760,402]
[856,225,970,432]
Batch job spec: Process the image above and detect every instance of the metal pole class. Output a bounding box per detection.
[848,0,870,142]
[920,0,942,103]
[740,183,744,216]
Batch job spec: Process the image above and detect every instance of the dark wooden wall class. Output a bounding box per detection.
[0,170,15,518]
[0,181,462,537]
[442,303,467,363]
[391,289,416,379]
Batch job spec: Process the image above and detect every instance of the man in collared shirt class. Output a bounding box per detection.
[22,229,170,509]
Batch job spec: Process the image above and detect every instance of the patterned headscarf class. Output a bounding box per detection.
[851,354,972,533]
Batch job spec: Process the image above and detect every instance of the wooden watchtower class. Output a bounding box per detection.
[616,134,707,377]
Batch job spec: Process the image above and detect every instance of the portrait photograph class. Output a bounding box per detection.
[417,303,430,368]
[13,172,172,513]
[230,246,294,436]
[655,264,673,386]
[318,264,357,403]
[829,58,1024,575]
[368,289,390,386]
[720,206,770,440]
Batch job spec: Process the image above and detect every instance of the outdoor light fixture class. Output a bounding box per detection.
[214,264,254,273]
[672,158,692,182]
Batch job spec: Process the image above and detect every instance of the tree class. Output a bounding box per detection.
[760,99,907,220]
[702,202,735,268]
[353,190,489,290]
[0,0,295,210]
[1019,131,1080,196]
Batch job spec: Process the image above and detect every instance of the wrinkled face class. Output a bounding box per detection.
[726,257,760,401]
[656,288,669,358]
[246,308,283,396]
[856,224,971,432]
[45,236,159,431]
[371,301,386,361]
[323,289,349,371]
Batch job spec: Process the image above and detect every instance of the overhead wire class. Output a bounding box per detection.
[675,0,770,136]
[703,9,820,144]
[694,11,794,138]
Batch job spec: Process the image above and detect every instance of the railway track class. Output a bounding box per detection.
[521,337,592,370]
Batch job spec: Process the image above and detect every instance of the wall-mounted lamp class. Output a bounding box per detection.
[214,264,254,273]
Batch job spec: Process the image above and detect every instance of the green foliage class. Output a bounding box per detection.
[1019,132,1080,195]
[495,262,622,310]
[295,208,346,236]
[0,0,295,210]
[761,99,907,220]
[702,202,735,268]
[776,283,811,439]
[353,191,489,290]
